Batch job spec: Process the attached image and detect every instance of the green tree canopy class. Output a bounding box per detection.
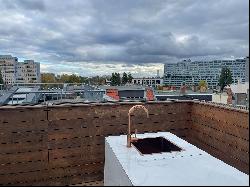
[79,76,89,84]
[111,72,121,86]
[122,72,128,85]
[127,73,133,83]
[219,67,233,92]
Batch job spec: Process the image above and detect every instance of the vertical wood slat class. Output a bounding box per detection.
[190,103,249,174]
[0,102,248,185]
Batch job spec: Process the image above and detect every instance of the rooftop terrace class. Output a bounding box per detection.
[0,100,248,186]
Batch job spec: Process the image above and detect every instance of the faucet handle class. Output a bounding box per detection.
[131,129,139,143]
[134,129,137,138]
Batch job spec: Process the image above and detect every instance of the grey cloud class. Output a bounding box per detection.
[0,0,248,74]
[3,0,45,11]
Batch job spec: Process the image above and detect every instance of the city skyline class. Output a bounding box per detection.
[0,0,249,77]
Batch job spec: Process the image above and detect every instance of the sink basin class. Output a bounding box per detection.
[132,136,183,155]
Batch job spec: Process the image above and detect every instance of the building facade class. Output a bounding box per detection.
[246,56,249,83]
[0,55,18,84]
[164,58,247,89]
[16,60,41,83]
[132,77,163,87]
[0,55,41,84]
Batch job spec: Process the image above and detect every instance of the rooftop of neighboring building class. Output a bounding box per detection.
[155,89,214,96]
[98,85,147,91]
[155,91,214,96]
[226,82,249,94]
[0,55,13,58]
[164,57,247,65]
[0,55,17,60]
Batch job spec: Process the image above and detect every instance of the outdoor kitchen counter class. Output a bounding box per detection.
[104,132,249,186]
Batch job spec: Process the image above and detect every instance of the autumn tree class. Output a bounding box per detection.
[199,80,207,89]
[57,74,70,83]
[41,73,56,83]
[198,80,208,92]
[67,74,80,83]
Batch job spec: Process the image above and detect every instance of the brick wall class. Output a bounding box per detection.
[106,89,119,100]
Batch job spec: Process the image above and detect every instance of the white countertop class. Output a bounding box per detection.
[105,132,249,186]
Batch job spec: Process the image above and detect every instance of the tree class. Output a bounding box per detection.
[127,73,133,83]
[199,80,208,92]
[41,73,56,83]
[58,74,70,83]
[110,73,115,86]
[68,74,81,83]
[116,73,121,85]
[90,76,102,85]
[122,72,128,85]
[110,72,121,86]
[79,76,89,84]
[219,67,233,92]
[198,80,208,89]
[0,70,4,84]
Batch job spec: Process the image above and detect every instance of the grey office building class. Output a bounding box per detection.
[164,58,247,89]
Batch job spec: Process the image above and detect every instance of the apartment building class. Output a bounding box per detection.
[164,57,247,89]
[0,55,41,84]
[16,60,41,83]
[0,55,18,84]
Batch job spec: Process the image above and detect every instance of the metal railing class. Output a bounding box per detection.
[202,100,249,111]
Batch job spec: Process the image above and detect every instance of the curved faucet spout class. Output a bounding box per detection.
[128,105,149,118]
[127,105,149,147]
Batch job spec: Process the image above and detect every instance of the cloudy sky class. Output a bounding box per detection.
[0,0,249,77]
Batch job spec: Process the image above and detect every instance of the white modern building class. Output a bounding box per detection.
[0,55,41,84]
[132,77,163,87]
[164,58,247,89]
[16,60,41,83]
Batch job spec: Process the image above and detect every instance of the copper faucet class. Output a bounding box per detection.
[127,105,149,147]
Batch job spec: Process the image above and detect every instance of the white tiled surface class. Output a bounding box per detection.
[105,132,249,186]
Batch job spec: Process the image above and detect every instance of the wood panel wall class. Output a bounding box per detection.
[0,101,248,185]
[0,102,192,186]
[0,107,48,186]
[188,103,249,174]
